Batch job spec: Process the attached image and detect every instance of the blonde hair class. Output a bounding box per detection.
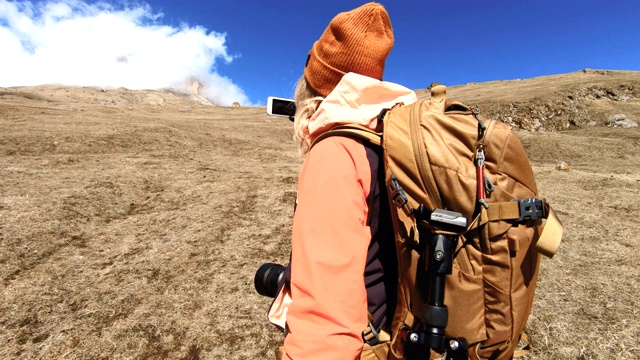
[293,75,324,156]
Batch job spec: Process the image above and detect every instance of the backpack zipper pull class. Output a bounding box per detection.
[473,107,486,139]
[475,148,489,209]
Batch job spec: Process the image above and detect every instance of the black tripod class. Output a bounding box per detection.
[404,209,469,360]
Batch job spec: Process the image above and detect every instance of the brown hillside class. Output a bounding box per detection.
[1,70,639,359]
[418,69,640,131]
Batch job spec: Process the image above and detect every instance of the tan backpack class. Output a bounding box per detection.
[314,84,563,360]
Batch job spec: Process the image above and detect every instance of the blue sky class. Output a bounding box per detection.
[1,0,639,105]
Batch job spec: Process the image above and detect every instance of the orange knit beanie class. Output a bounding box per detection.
[304,2,394,97]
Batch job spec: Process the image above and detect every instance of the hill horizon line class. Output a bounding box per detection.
[3,68,639,106]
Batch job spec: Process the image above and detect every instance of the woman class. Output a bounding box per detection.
[269,3,417,359]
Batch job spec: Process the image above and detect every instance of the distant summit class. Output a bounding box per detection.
[186,78,214,106]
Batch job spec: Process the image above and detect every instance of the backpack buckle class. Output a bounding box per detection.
[388,174,411,216]
[514,198,546,222]
[362,321,381,346]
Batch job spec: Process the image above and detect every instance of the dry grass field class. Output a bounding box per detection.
[1,70,639,359]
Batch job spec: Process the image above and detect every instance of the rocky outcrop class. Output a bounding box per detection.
[604,114,638,128]
[187,78,214,106]
[479,83,639,131]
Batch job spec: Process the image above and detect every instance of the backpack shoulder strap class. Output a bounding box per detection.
[310,124,382,149]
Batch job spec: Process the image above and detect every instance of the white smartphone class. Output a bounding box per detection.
[267,96,296,121]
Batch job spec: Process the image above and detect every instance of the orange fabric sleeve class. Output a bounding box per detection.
[283,136,373,360]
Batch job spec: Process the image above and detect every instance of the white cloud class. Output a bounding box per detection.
[0,0,250,105]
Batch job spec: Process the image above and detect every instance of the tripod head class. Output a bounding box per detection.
[428,209,468,232]
[404,208,469,360]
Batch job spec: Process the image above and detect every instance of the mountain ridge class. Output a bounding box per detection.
[2,69,639,132]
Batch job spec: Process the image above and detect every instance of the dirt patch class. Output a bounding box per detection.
[1,72,639,359]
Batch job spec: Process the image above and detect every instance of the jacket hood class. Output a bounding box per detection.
[308,72,417,142]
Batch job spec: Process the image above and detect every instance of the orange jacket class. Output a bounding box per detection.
[285,135,375,359]
[270,73,417,359]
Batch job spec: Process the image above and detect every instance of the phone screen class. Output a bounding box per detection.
[269,98,296,117]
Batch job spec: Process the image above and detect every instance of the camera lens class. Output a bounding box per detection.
[254,263,285,298]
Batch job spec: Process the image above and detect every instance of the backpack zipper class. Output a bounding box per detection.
[410,102,442,210]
